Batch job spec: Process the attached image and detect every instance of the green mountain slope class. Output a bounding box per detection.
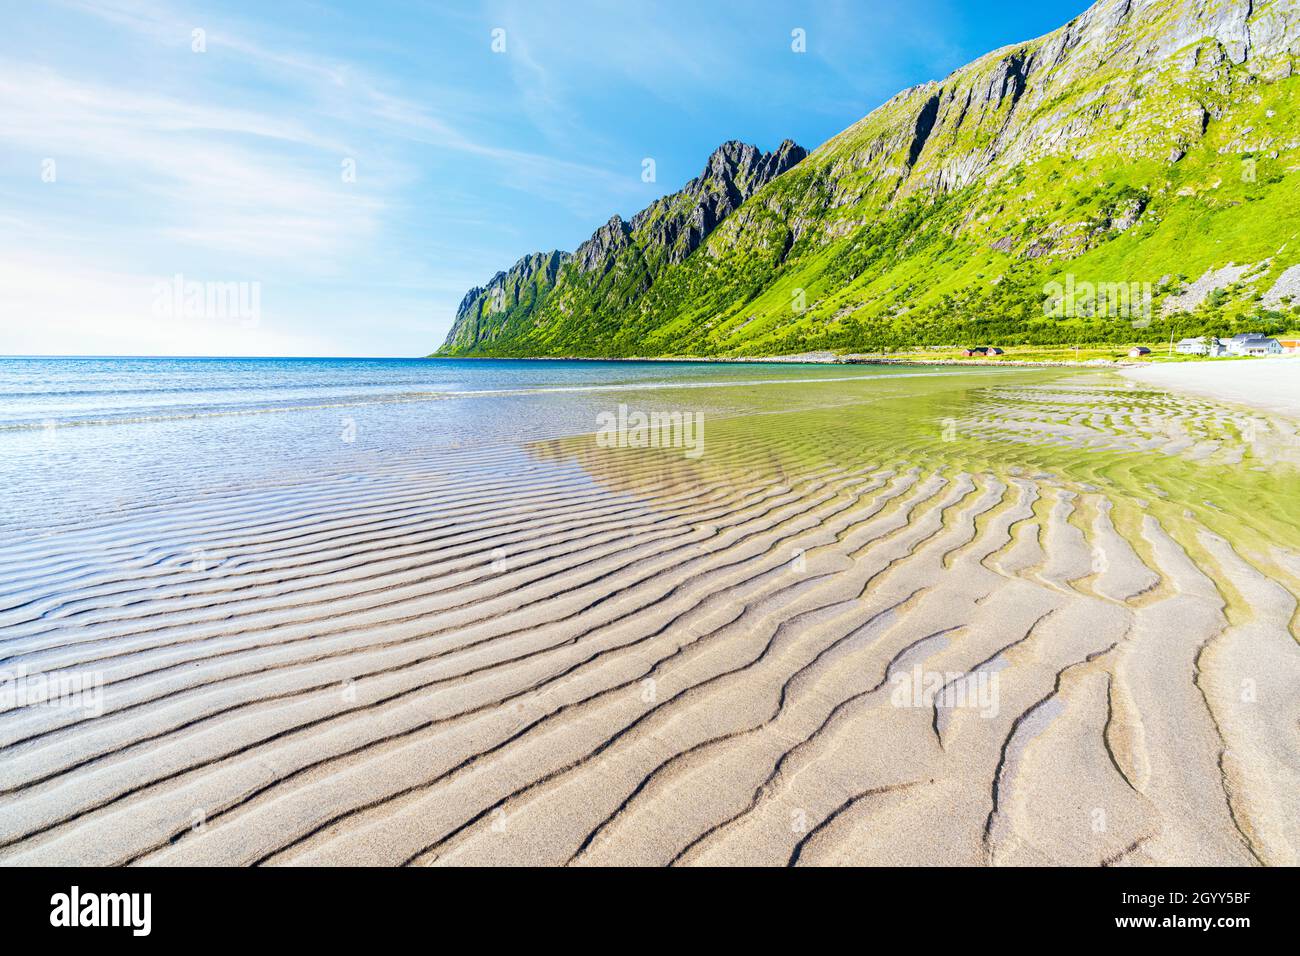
[438,0,1300,358]
[440,140,806,353]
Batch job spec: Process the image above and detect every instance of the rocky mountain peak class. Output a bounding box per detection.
[628,138,809,265]
[697,138,808,200]
[575,215,634,274]
[441,137,809,351]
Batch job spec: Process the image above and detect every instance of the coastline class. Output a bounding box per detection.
[431,352,1300,419]
[429,351,1131,369]
[4,358,1299,866]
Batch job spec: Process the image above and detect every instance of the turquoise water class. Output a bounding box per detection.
[0,356,1008,535]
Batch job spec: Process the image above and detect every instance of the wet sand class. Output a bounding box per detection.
[1121,356,1300,419]
[1,369,1298,866]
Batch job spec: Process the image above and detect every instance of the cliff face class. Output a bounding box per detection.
[440,139,806,353]
[442,250,569,352]
[627,139,809,270]
[809,0,1298,205]
[439,0,1300,357]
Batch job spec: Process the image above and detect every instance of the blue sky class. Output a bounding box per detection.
[0,0,1091,357]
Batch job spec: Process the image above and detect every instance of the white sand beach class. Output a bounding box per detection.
[1121,356,1300,420]
[1,366,1298,867]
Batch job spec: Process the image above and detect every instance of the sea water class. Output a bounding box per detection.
[0,356,1007,537]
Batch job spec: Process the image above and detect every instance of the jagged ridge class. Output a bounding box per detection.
[438,0,1300,357]
[440,139,807,353]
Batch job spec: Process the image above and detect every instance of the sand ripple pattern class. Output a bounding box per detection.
[1,380,1298,866]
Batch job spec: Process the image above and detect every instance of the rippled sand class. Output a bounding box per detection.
[1,369,1298,866]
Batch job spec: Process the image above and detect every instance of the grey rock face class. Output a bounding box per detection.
[629,139,807,266]
[575,216,633,274]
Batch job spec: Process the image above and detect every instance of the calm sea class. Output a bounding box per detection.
[0,356,1002,537]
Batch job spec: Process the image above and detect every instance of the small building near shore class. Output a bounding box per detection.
[962,347,988,357]
[1175,336,1229,356]
[1128,346,1151,358]
[1225,332,1284,356]
[985,347,1005,355]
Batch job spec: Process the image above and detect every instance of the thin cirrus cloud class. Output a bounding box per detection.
[56,0,638,208]
[1,0,648,355]
[0,65,383,262]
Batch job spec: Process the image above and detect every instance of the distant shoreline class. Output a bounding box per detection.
[429,352,1132,369]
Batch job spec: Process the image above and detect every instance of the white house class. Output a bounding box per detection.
[1175,336,1229,356]
[1225,333,1284,356]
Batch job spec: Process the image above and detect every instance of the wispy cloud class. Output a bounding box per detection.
[53,0,635,204]
[0,0,652,354]
[0,64,383,263]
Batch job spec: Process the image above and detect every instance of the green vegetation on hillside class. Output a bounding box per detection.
[437,0,1300,360]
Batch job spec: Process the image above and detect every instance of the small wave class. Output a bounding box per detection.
[0,392,456,430]
[0,379,450,399]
